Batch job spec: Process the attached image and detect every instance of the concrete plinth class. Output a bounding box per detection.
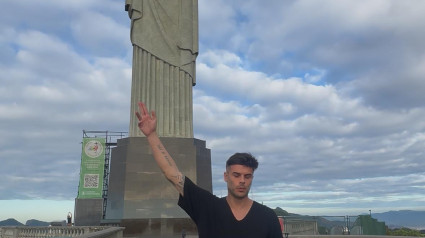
[104,137,211,221]
[74,198,103,226]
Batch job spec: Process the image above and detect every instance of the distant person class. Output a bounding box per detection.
[136,102,283,238]
[67,212,72,226]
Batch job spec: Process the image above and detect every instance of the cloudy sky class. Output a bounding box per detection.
[1,0,425,223]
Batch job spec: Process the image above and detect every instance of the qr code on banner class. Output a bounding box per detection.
[84,174,99,188]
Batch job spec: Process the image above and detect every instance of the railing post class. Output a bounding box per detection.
[0,227,19,238]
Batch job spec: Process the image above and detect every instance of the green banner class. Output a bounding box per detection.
[77,138,106,199]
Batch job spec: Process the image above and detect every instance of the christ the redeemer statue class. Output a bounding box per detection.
[126,0,198,138]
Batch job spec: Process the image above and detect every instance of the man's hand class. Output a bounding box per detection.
[135,102,157,137]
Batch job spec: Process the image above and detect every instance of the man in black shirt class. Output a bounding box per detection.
[136,102,283,238]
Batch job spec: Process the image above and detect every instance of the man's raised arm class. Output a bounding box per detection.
[136,102,185,195]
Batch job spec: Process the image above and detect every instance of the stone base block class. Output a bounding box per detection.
[105,137,211,220]
[74,198,103,226]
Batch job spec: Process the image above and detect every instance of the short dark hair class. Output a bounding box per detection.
[226,152,258,171]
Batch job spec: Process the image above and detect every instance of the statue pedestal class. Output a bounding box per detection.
[74,198,103,226]
[103,137,211,235]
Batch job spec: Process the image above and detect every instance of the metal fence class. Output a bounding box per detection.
[280,215,386,235]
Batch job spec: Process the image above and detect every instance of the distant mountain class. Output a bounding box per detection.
[0,218,24,226]
[25,219,50,226]
[372,210,425,229]
[0,218,50,227]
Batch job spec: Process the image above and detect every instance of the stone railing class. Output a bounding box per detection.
[283,220,319,235]
[0,226,124,238]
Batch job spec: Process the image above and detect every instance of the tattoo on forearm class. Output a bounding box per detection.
[166,174,185,193]
[157,144,173,167]
[155,144,184,194]
[173,174,185,194]
[177,174,185,188]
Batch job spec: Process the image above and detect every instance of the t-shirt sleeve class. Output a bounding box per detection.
[268,211,284,238]
[178,177,212,224]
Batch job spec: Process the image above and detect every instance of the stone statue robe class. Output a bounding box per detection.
[126,0,198,138]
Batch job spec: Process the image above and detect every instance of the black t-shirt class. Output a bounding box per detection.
[178,177,283,238]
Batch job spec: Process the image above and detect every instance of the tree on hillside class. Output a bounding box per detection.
[387,227,424,237]
[273,207,290,216]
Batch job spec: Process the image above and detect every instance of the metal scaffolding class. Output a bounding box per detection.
[82,130,128,219]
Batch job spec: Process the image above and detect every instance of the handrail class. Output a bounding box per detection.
[0,226,124,238]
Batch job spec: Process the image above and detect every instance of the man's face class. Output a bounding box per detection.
[224,164,254,199]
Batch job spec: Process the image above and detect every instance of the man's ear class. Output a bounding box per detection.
[223,171,228,182]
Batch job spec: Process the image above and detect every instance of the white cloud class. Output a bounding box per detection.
[2,0,425,223]
[193,48,425,216]
[71,11,129,56]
